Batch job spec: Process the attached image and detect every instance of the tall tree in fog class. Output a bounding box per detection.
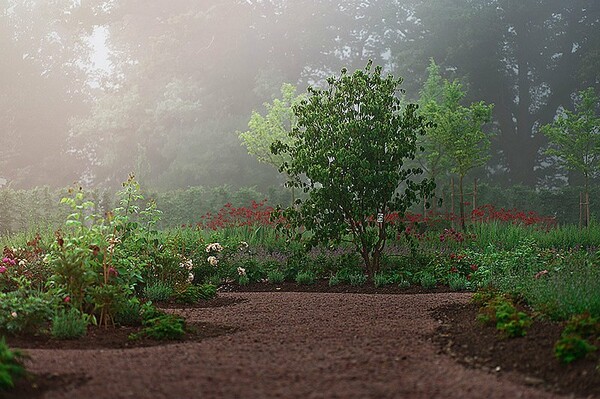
[399,0,600,186]
[0,1,101,187]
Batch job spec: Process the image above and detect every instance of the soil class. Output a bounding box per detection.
[2,284,597,399]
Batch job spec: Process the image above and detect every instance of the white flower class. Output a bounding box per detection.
[10,311,17,318]
[239,241,249,249]
[187,272,195,283]
[237,267,246,276]
[180,259,194,271]
[207,256,219,266]
[18,259,26,267]
[205,243,223,253]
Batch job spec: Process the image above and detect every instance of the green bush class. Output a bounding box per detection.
[554,335,597,364]
[176,284,217,304]
[130,314,186,341]
[348,273,367,287]
[51,308,88,340]
[143,281,174,302]
[328,274,340,287]
[477,295,532,338]
[373,272,395,288]
[0,337,28,390]
[114,297,143,327]
[0,291,53,335]
[448,274,469,291]
[554,312,599,364]
[267,269,285,284]
[419,272,437,289]
[295,271,315,285]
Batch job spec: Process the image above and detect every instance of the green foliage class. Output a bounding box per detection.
[541,88,600,186]
[348,273,367,287]
[419,272,437,289]
[176,284,217,304]
[554,312,599,363]
[239,84,305,172]
[143,281,174,302]
[554,335,597,364]
[447,274,469,291]
[477,295,532,338]
[295,271,316,285]
[0,337,27,390]
[51,308,89,340]
[272,61,434,276]
[373,272,397,288]
[131,313,186,341]
[114,297,143,327]
[267,269,285,284]
[0,290,53,335]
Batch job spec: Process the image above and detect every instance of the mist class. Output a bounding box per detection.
[1,1,599,199]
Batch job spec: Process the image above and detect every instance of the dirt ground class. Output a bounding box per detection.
[3,290,584,399]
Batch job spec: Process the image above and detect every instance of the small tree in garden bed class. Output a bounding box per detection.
[541,87,600,228]
[272,61,434,278]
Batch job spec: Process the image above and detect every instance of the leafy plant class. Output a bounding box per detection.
[0,337,27,390]
[348,273,367,287]
[267,269,285,284]
[0,290,53,334]
[554,335,597,364]
[143,281,174,302]
[419,272,437,289]
[130,314,186,341]
[51,308,88,340]
[272,60,434,277]
[176,283,217,304]
[295,271,315,285]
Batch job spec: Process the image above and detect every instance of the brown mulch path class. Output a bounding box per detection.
[4,291,577,399]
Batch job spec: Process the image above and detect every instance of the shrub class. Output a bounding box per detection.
[0,337,27,390]
[130,314,186,341]
[176,284,217,304]
[328,274,340,287]
[51,308,88,340]
[348,273,367,287]
[295,271,315,285]
[477,295,532,338]
[554,312,600,363]
[0,291,53,335]
[448,274,469,291]
[419,272,437,289]
[114,297,143,327]
[267,269,285,284]
[143,281,174,302]
[373,272,395,288]
[554,334,597,364]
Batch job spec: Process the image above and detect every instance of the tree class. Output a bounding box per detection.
[272,61,434,277]
[398,1,600,186]
[541,88,600,228]
[420,60,493,230]
[239,84,306,202]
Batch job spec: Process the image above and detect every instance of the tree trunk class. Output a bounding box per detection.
[459,174,466,231]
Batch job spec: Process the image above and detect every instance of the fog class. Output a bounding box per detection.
[1,0,599,192]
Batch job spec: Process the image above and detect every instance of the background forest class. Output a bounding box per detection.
[1,0,600,230]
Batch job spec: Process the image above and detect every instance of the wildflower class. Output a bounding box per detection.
[64,296,71,303]
[180,259,194,271]
[207,256,219,266]
[205,243,223,253]
[237,267,246,276]
[470,264,478,271]
[187,272,194,283]
[18,259,26,267]
[2,257,15,266]
[0,266,6,274]
[10,312,17,318]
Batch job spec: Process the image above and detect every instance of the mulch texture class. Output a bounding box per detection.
[1,285,594,399]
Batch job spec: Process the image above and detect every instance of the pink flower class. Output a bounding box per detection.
[2,257,15,265]
[108,267,119,277]
[64,296,71,303]
[0,266,7,274]
[470,264,478,271]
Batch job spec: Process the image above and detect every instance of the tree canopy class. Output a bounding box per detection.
[272,61,434,276]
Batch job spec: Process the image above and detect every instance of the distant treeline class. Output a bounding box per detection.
[0,184,596,236]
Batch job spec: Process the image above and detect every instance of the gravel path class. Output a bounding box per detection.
[26,292,569,399]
